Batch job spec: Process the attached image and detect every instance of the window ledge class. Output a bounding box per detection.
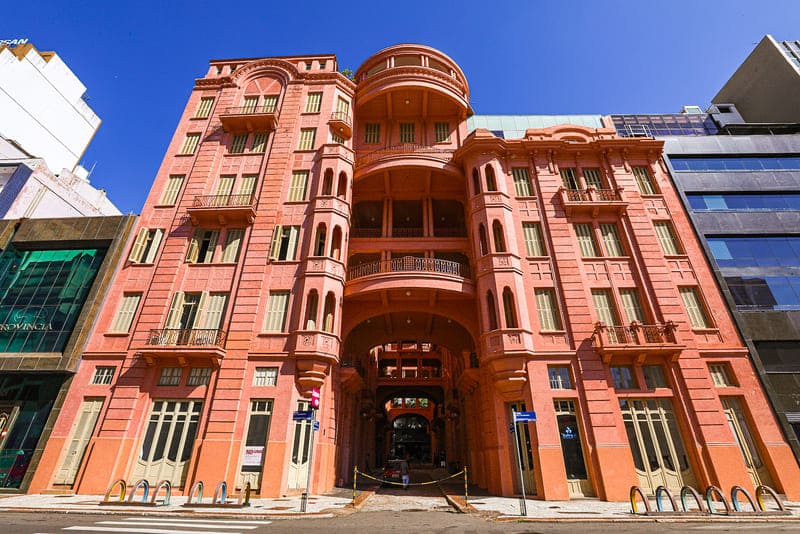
[175,153,195,157]
[104,332,130,337]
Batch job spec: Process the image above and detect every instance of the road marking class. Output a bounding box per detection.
[97,520,258,529]
[125,517,270,525]
[63,528,243,534]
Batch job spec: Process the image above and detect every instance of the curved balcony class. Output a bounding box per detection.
[292,330,341,362]
[345,256,474,297]
[187,193,256,226]
[559,187,627,217]
[592,322,684,362]
[328,111,352,139]
[138,328,227,365]
[354,143,457,177]
[219,105,278,133]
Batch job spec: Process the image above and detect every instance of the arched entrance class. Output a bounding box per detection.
[390,413,430,464]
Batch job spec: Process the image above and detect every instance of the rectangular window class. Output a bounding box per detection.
[158,367,183,386]
[305,92,322,113]
[195,97,214,118]
[298,128,316,150]
[592,289,619,326]
[548,366,573,389]
[262,95,278,112]
[222,229,244,263]
[251,132,268,153]
[186,229,219,264]
[238,175,258,197]
[512,168,533,197]
[288,171,309,202]
[434,122,450,143]
[91,366,115,385]
[336,97,350,116]
[654,221,682,255]
[110,293,142,333]
[129,228,164,264]
[610,365,637,389]
[535,289,563,331]
[365,123,380,144]
[643,365,667,388]
[216,175,235,197]
[264,292,290,332]
[560,168,579,189]
[242,96,259,113]
[633,166,657,194]
[319,60,327,69]
[201,292,228,330]
[600,223,624,256]
[180,133,201,155]
[522,222,545,256]
[574,223,599,257]
[619,289,646,323]
[187,367,212,386]
[269,225,300,261]
[254,366,279,386]
[680,287,712,328]
[709,363,734,387]
[399,123,415,143]
[331,133,345,144]
[160,175,185,206]
[230,134,248,154]
[583,168,604,189]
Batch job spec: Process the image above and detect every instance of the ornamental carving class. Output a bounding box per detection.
[302,335,313,346]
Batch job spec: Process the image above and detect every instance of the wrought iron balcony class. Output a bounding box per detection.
[559,187,627,216]
[219,105,278,132]
[187,194,256,226]
[355,143,454,170]
[592,321,683,362]
[328,111,352,138]
[348,256,470,280]
[147,328,226,347]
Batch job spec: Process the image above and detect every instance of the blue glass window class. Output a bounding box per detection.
[671,156,800,172]
[686,193,800,211]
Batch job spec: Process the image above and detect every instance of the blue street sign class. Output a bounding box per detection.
[513,411,537,423]
[292,410,314,421]
[313,420,320,431]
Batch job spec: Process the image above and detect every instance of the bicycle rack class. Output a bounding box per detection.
[100,479,171,506]
[630,484,791,517]
[182,481,251,508]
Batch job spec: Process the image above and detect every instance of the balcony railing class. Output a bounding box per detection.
[146,328,226,347]
[350,227,382,238]
[192,193,254,209]
[355,144,454,169]
[560,187,626,216]
[349,226,466,238]
[219,105,278,132]
[348,256,470,280]
[562,188,624,202]
[593,322,677,346]
[225,105,277,115]
[330,111,352,126]
[392,227,424,238]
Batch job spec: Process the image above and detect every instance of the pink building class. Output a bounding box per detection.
[29,45,800,502]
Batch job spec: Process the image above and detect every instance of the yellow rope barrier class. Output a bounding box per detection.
[355,469,466,487]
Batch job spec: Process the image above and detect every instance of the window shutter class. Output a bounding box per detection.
[111,294,141,332]
[143,229,163,264]
[600,224,624,256]
[592,290,618,326]
[129,228,148,263]
[238,175,257,197]
[216,175,235,197]
[202,293,227,330]
[512,168,532,196]
[269,225,282,260]
[222,229,244,262]
[186,229,201,263]
[263,95,278,112]
[165,292,185,328]
[203,231,219,263]
[583,168,604,189]
[560,168,579,189]
[620,289,646,323]
[522,223,544,256]
[161,175,184,205]
[575,224,598,257]
[286,226,299,260]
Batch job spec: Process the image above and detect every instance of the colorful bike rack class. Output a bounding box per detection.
[182,481,251,508]
[630,484,790,516]
[101,478,171,506]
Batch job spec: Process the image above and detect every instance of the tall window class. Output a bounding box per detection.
[160,175,185,206]
[560,168,579,189]
[195,97,214,118]
[592,289,619,326]
[298,128,316,150]
[399,123,415,143]
[434,122,450,143]
[305,92,322,113]
[583,168,604,189]
[522,222,545,256]
[365,123,380,144]
[186,229,219,264]
[574,223,599,257]
[288,171,309,202]
[264,291,290,332]
[242,96,259,113]
[269,225,300,261]
[535,289,562,331]
[492,220,506,252]
[485,165,497,191]
[129,228,164,264]
[180,133,201,155]
[478,225,489,256]
[680,287,712,328]
[110,293,142,333]
[471,168,481,196]
[323,292,336,332]
[222,229,244,263]
[262,95,279,112]
[305,290,319,329]
[238,175,257,198]
[251,132,268,153]
[230,134,248,154]
[313,224,327,256]
[619,289,646,323]
[600,223,624,256]
[512,168,533,197]
[654,221,682,255]
[633,166,657,195]
[486,291,498,330]
[502,287,518,328]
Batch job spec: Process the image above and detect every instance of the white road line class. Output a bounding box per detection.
[97,521,257,529]
[63,528,242,534]
[125,517,270,525]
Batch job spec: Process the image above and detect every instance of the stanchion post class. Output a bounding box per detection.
[464,466,469,506]
[353,465,358,506]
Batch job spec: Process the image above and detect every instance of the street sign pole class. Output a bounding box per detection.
[511,411,528,516]
[301,388,320,513]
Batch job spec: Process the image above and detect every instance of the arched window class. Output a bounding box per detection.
[492,220,506,252]
[502,287,518,328]
[305,290,319,330]
[330,226,342,260]
[314,223,327,256]
[323,292,336,332]
[472,168,481,196]
[322,168,334,196]
[337,171,348,200]
[485,164,497,191]
[478,224,489,256]
[486,291,499,330]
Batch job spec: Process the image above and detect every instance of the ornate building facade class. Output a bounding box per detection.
[28,45,800,501]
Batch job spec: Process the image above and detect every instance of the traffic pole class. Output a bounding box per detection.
[352,464,357,506]
[464,465,469,506]
[511,412,527,516]
[300,408,316,513]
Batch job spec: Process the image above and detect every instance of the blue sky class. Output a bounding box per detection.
[4,1,800,214]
